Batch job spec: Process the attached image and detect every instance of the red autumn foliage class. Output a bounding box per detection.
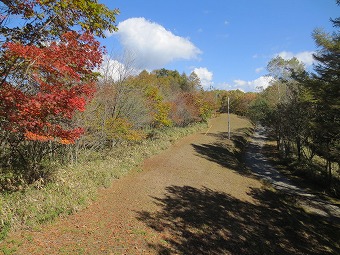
[0,31,102,143]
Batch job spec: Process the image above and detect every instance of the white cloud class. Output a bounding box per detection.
[115,17,202,69]
[277,51,315,66]
[193,67,214,90]
[233,79,247,86]
[98,54,140,82]
[228,76,274,92]
[216,82,231,90]
[104,29,116,38]
[295,51,315,66]
[251,76,274,90]
[255,67,264,73]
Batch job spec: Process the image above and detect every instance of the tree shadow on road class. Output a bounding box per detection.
[136,185,340,255]
[192,129,253,175]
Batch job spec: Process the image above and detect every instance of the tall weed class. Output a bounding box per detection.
[0,122,207,239]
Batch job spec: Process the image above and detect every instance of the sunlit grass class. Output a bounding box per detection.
[0,122,207,240]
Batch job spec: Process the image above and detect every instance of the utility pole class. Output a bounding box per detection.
[228,97,230,139]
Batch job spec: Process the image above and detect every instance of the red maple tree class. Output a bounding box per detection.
[0,31,102,144]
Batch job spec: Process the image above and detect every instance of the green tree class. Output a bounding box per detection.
[188,71,203,91]
[0,0,118,42]
[308,15,340,182]
[267,56,305,104]
[265,56,307,154]
[247,96,270,124]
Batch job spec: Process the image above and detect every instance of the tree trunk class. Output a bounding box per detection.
[296,137,301,161]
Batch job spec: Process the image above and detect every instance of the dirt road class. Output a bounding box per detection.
[3,114,340,255]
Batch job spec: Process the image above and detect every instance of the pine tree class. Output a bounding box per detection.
[309,10,340,183]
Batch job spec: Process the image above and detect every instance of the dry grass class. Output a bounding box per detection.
[0,122,207,240]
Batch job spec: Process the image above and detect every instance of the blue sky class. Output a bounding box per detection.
[98,0,339,91]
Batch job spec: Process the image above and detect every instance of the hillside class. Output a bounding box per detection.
[1,114,339,255]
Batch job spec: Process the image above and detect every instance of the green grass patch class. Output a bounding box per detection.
[0,122,207,240]
[0,246,17,255]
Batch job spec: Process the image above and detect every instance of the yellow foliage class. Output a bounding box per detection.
[145,86,172,128]
[104,117,145,141]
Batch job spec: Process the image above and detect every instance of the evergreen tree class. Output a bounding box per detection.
[309,13,340,181]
